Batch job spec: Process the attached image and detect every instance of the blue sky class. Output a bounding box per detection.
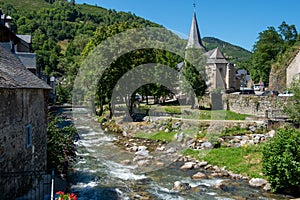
[76,0,300,52]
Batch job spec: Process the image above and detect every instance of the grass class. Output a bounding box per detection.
[135,131,176,142]
[180,109,250,120]
[181,144,265,178]
[144,105,250,121]
[220,126,251,137]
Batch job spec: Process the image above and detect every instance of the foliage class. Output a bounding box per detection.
[262,129,300,194]
[203,37,252,64]
[284,79,300,124]
[248,22,298,85]
[47,114,77,176]
[182,144,265,178]
[101,119,123,134]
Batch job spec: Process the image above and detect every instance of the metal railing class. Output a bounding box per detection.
[0,170,66,200]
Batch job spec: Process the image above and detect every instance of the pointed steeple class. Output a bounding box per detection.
[186,5,206,51]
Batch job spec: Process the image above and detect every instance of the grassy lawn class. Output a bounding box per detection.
[182,110,249,120]
[181,144,265,178]
[135,131,177,142]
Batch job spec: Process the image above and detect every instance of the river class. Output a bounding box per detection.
[66,108,290,200]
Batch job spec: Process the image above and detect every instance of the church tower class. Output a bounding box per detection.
[186,4,206,51]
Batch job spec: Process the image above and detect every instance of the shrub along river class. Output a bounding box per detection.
[66,108,290,200]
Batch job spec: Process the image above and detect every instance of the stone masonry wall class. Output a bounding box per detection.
[223,94,289,117]
[0,89,47,197]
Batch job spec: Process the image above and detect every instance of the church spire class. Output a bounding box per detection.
[186,2,206,51]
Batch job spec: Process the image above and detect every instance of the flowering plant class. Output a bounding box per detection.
[55,191,77,200]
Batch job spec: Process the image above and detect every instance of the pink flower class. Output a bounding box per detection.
[56,191,65,195]
[68,193,77,200]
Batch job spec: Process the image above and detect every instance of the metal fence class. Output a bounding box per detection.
[0,170,66,200]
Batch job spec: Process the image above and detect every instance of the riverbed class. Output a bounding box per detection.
[67,108,290,200]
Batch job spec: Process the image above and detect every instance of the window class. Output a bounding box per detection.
[25,124,32,148]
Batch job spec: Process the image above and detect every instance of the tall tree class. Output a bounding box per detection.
[250,26,283,84]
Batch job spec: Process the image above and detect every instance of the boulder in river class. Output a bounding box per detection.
[249,178,268,187]
[192,172,206,179]
[180,162,195,170]
[173,181,191,192]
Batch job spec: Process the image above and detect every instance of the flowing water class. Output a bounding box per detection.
[67,108,290,200]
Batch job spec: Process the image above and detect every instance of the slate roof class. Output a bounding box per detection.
[186,11,206,51]
[16,35,32,44]
[0,45,51,89]
[205,47,229,64]
[16,53,36,69]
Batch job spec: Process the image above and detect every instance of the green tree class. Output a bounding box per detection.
[250,26,283,84]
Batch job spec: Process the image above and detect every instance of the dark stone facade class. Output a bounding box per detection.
[0,89,48,198]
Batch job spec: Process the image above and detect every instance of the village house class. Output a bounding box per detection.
[0,13,52,199]
[0,13,38,75]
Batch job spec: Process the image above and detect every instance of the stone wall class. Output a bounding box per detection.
[223,94,288,118]
[287,50,300,88]
[0,88,48,198]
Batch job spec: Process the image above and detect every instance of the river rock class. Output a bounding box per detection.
[173,181,191,192]
[201,142,213,149]
[180,162,195,170]
[198,161,208,167]
[249,178,268,187]
[263,183,271,191]
[156,146,166,151]
[130,146,139,152]
[172,122,181,129]
[266,130,275,138]
[138,146,148,151]
[166,147,177,153]
[135,149,149,157]
[122,131,128,137]
[120,160,131,165]
[137,160,150,167]
[192,172,206,179]
[156,162,164,167]
[174,132,184,142]
[213,165,221,172]
[249,126,256,132]
[220,170,229,177]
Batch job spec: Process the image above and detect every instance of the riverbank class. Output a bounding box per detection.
[99,117,296,199]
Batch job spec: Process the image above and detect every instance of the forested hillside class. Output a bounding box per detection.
[0,0,253,105]
[203,37,251,64]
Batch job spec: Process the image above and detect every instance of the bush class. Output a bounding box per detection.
[262,128,300,195]
[47,114,77,177]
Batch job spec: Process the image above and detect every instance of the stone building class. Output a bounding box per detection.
[185,9,237,92]
[0,44,51,198]
[286,49,300,88]
[0,14,38,75]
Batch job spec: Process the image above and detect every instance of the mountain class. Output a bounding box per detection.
[0,0,251,71]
